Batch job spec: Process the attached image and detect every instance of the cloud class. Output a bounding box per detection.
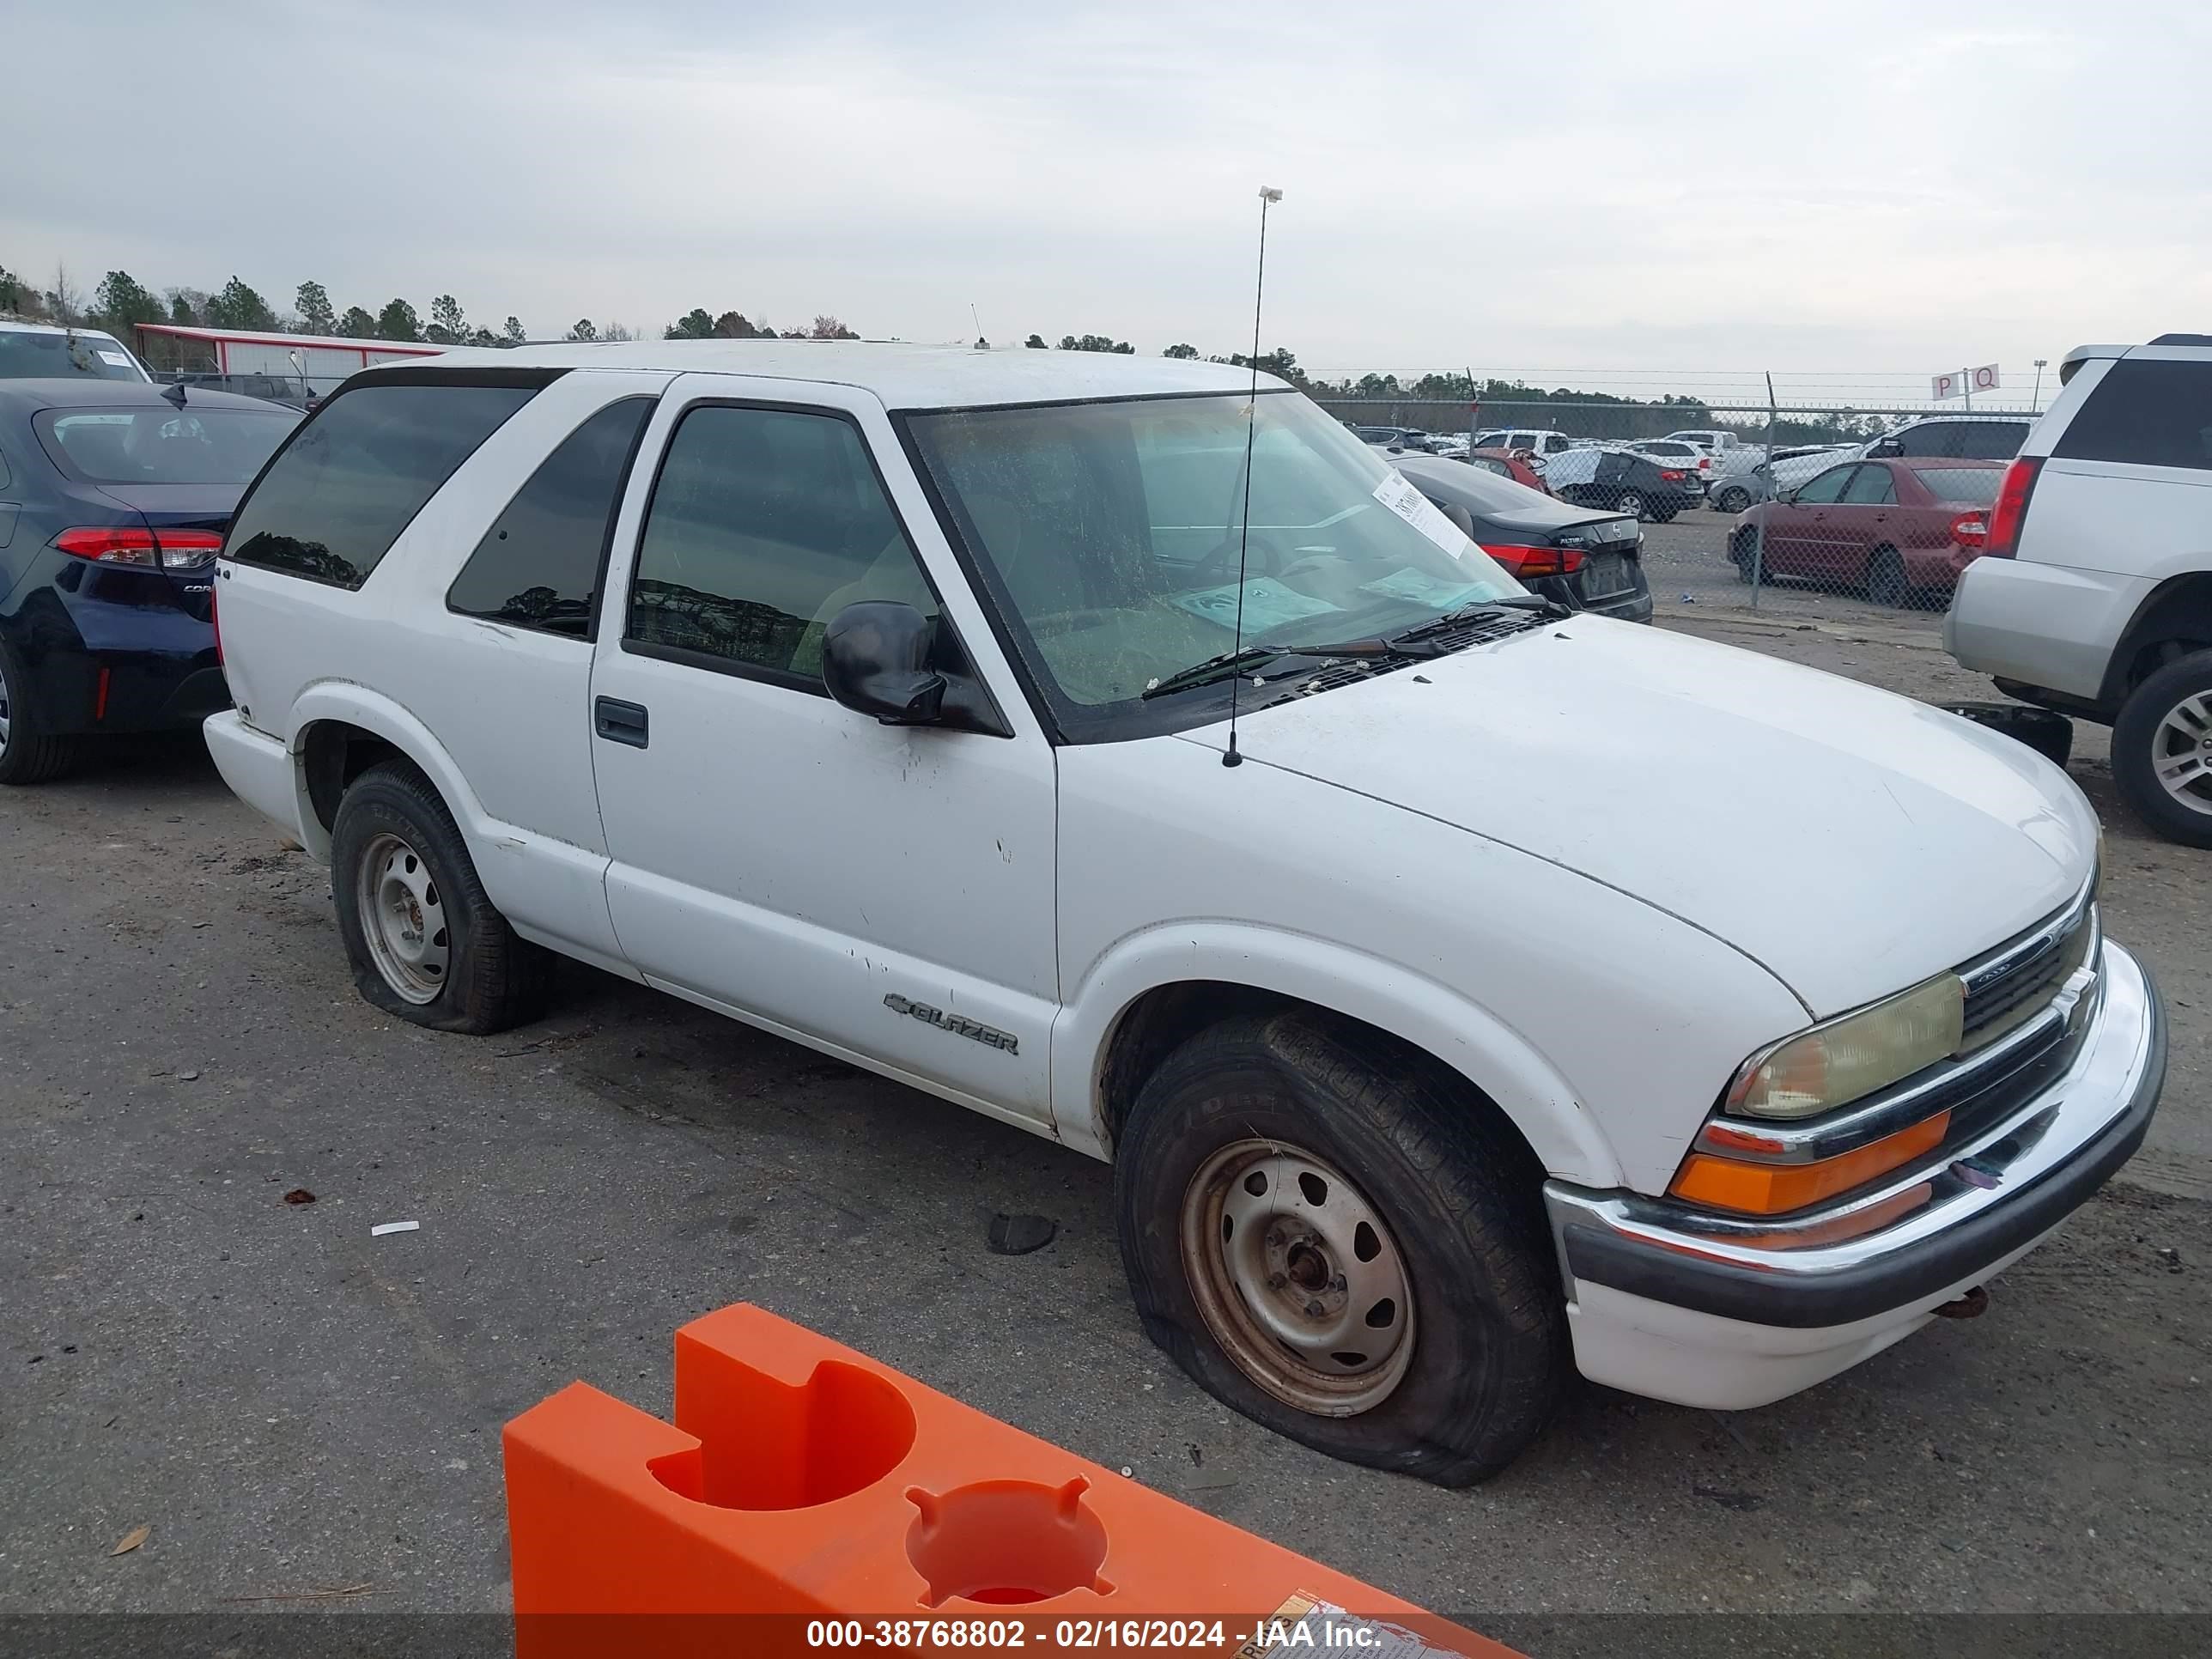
[4,0,2207,390]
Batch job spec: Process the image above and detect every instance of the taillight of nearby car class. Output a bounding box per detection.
[51,526,227,568]
[1481,544,1583,577]
[1979,457,2044,557]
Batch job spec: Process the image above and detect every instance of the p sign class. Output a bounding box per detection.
[1971,363,2001,393]
[1931,371,1960,401]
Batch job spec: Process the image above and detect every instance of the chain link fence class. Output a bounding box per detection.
[1318,384,2046,615]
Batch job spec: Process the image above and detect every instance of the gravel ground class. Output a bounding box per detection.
[3,547,2208,1640]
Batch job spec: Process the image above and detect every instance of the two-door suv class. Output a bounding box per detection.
[206,344,2165,1482]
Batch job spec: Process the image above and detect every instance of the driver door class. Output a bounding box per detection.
[586,376,1060,1126]
[1767,461,1855,572]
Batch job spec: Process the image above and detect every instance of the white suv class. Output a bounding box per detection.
[206,343,2162,1483]
[1947,337,2212,846]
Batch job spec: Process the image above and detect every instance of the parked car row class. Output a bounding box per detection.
[0,343,2172,1492]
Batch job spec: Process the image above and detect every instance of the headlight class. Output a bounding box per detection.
[1724,973,1964,1119]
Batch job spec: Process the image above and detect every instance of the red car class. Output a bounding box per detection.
[1727,457,2005,605]
[1462,447,1551,494]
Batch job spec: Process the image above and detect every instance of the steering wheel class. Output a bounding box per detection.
[1188,531,1282,586]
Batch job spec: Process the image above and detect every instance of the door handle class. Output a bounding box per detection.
[594,696,649,748]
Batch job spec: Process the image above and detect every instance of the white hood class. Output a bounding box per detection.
[1176,617,2097,1018]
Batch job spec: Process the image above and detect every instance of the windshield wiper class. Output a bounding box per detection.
[1387,593,1571,647]
[1139,639,1399,700]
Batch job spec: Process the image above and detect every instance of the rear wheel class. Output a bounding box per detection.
[1713,485,1753,514]
[1114,1009,1568,1486]
[1613,489,1648,520]
[2113,650,2212,848]
[0,637,79,787]
[331,759,550,1032]
[1730,526,1764,582]
[1866,547,1910,607]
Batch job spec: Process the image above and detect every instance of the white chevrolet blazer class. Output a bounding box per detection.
[204,344,2164,1483]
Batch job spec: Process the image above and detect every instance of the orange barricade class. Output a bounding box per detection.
[504,1303,1518,1658]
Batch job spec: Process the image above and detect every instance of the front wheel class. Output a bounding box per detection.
[331,760,550,1032]
[1114,1010,1568,1486]
[2113,650,2212,848]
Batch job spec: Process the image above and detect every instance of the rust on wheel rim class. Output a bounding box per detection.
[1177,1139,1416,1417]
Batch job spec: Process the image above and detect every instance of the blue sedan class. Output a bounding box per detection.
[0,380,299,783]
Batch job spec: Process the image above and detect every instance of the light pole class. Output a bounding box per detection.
[2033,358,2048,410]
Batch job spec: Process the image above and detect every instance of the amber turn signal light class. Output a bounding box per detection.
[1668,1112,1950,1215]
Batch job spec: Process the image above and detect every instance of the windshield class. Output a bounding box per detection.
[36,404,301,484]
[905,392,1521,714]
[0,329,146,381]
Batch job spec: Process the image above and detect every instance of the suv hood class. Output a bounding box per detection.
[1176,617,2097,1018]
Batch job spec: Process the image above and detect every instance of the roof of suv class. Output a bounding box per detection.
[371,340,1282,410]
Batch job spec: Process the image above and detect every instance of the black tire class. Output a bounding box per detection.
[1613,489,1648,520]
[330,759,550,1033]
[1648,507,1678,525]
[0,636,79,787]
[1713,485,1752,514]
[2112,649,2212,848]
[1730,526,1763,582]
[1114,1009,1568,1486]
[1866,546,1909,608]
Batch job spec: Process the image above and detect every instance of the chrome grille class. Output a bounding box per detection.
[1959,888,2098,1051]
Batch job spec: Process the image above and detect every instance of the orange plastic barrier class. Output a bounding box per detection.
[504,1303,1519,1658]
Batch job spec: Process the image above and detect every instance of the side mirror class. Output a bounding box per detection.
[823,601,946,725]
[1778,487,1797,504]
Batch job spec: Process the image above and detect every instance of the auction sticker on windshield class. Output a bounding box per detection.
[1370,472,1468,557]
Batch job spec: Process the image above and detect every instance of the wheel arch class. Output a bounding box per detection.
[2100,572,2212,712]
[1061,928,1623,1188]
[289,686,489,868]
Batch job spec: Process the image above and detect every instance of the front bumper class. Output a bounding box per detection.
[1543,939,2164,1408]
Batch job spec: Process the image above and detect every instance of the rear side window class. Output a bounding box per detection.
[446,398,653,638]
[1893,421,2027,460]
[1842,465,1895,504]
[2054,359,2212,472]
[624,404,933,688]
[226,380,544,588]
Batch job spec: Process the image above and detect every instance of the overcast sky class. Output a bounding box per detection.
[7,1,2206,403]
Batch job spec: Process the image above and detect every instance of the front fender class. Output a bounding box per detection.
[1052,921,1625,1188]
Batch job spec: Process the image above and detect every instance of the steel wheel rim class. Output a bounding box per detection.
[2151,692,2212,817]
[1178,1139,1416,1417]
[356,831,451,1003]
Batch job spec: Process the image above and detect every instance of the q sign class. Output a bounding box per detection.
[1971,363,2001,392]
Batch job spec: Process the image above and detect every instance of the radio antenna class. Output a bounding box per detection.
[1224,185,1282,769]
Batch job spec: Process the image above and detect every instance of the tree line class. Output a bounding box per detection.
[1,257,1876,442]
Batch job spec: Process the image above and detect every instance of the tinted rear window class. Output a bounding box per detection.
[1908,465,2002,505]
[226,381,542,588]
[446,397,653,637]
[2053,359,2212,472]
[35,405,299,485]
[1890,421,2027,459]
[0,330,143,381]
